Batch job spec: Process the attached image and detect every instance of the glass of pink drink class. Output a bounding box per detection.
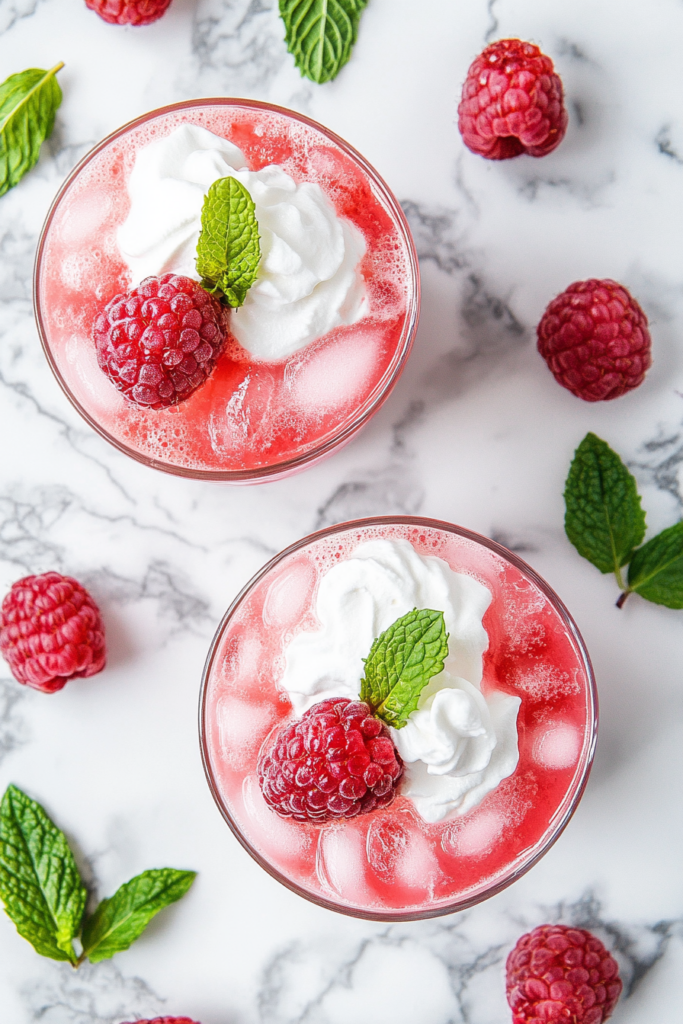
[200,516,597,921]
[34,100,419,481]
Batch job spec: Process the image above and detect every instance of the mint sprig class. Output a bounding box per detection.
[0,785,196,966]
[564,433,682,609]
[196,175,260,308]
[279,0,368,84]
[0,63,63,197]
[360,608,449,729]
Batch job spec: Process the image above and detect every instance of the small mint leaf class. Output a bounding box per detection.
[0,63,63,197]
[195,176,260,308]
[627,522,683,609]
[564,432,646,581]
[360,608,449,729]
[0,785,86,963]
[279,0,368,84]
[81,868,196,964]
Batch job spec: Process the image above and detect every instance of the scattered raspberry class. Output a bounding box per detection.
[94,274,227,409]
[506,924,623,1024]
[537,279,652,401]
[458,39,568,160]
[122,1019,200,1024]
[0,573,106,694]
[85,0,172,25]
[258,698,404,823]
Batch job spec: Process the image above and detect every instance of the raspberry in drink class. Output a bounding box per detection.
[35,100,419,481]
[200,517,597,920]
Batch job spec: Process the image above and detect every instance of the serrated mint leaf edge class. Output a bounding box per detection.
[626,521,683,608]
[81,868,196,964]
[564,432,646,583]
[359,608,450,730]
[0,63,63,197]
[195,175,260,309]
[0,784,85,964]
[279,0,369,85]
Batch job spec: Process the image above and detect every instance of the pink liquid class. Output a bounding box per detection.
[201,519,596,919]
[36,102,417,479]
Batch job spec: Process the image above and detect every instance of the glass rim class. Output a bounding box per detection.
[198,514,598,922]
[33,97,420,483]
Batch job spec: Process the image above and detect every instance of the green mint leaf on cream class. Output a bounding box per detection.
[196,175,260,308]
[279,0,368,84]
[564,432,645,588]
[626,522,683,609]
[0,785,86,964]
[0,63,63,197]
[360,608,449,729]
[81,868,196,963]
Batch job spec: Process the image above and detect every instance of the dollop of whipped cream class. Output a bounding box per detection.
[117,124,368,360]
[280,538,521,823]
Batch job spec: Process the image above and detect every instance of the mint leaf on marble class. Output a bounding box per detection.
[360,608,449,729]
[0,785,86,964]
[626,522,683,609]
[196,175,260,308]
[81,868,196,963]
[564,432,645,586]
[279,0,368,84]
[0,63,63,197]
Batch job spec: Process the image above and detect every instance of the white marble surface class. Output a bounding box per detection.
[0,0,681,1020]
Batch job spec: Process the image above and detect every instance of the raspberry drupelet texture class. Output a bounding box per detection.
[458,38,568,160]
[94,274,227,409]
[85,0,172,25]
[537,279,652,401]
[259,698,404,823]
[0,573,106,694]
[506,924,623,1024]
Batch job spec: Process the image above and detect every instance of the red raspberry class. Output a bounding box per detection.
[458,39,568,160]
[0,573,106,694]
[85,0,172,25]
[537,279,652,401]
[122,1019,200,1024]
[506,924,623,1024]
[94,274,227,409]
[258,698,404,823]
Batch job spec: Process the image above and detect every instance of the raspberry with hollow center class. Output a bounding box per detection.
[85,0,173,25]
[458,38,568,160]
[0,573,106,694]
[537,279,652,401]
[94,274,227,409]
[258,698,404,823]
[506,924,623,1024]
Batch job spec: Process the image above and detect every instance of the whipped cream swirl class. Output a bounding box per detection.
[281,538,521,823]
[117,124,368,360]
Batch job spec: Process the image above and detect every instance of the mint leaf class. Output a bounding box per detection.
[0,785,86,963]
[196,176,260,308]
[564,432,646,585]
[81,868,196,963]
[626,522,683,609]
[360,608,449,729]
[0,63,63,197]
[279,0,368,84]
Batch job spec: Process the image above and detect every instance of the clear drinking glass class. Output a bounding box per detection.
[200,516,597,921]
[34,99,420,482]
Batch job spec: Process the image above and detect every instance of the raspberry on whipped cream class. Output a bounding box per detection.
[117,124,368,361]
[279,538,521,823]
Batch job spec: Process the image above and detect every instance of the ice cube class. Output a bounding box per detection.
[241,774,314,868]
[289,329,380,415]
[449,809,504,857]
[262,557,316,629]
[533,723,582,769]
[216,695,276,770]
[316,822,372,902]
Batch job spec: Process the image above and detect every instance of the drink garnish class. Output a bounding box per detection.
[360,608,449,728]
[564,432,683,608]
[0,63,63,197]
[196,176,261,308]
[279,0,369,84]
[0,785,196,966]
